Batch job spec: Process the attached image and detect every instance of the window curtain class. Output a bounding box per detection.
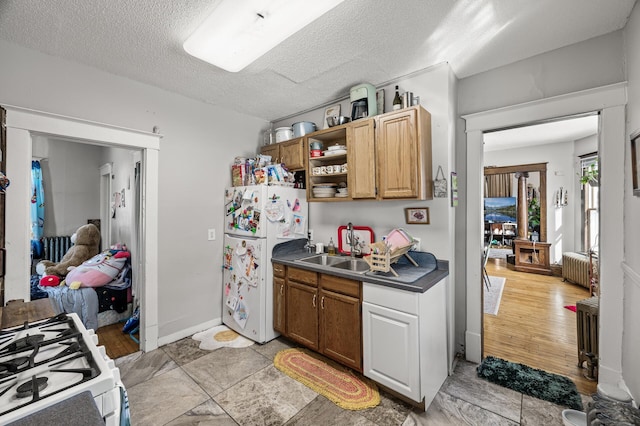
[485,173,513,197]
[31,160,45,258]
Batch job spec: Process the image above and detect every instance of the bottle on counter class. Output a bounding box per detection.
[327,238,336,256]
[392,85,402,111]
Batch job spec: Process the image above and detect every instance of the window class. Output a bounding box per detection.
[580,154,599,252]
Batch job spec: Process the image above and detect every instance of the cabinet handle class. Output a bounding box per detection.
[312,294,316,308]
[280,284,284,296]
[321,296,325,310]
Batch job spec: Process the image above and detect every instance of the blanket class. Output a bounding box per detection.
[45,286,99,331]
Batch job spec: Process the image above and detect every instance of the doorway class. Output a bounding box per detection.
[3,104,160,352]
[462,83,626,387]
[480,117,599,393]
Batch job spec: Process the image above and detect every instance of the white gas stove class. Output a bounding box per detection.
[0,312,126,425]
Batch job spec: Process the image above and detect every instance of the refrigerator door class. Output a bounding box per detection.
[224,185,268,238]
[264,186,308,243]
[222,234,268,342]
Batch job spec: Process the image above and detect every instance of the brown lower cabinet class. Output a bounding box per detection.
[275,264,362,372]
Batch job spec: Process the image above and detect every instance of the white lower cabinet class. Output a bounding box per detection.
[362,302,420,400]
[362,278,448,409]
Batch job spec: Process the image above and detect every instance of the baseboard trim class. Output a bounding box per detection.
[157,318,221,348]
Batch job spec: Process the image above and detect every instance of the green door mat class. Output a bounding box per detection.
[477,356,583,410]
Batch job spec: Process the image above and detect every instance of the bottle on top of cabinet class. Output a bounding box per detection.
[392,85,402,111]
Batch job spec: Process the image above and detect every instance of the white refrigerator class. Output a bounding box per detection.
[222,185,308,343]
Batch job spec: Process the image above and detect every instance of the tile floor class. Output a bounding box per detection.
[115,336,590,425]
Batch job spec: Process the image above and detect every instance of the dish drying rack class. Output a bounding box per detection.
[364,240,419,277]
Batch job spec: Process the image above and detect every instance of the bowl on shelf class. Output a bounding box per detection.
[309,141,323,150]
[310,149,323,157]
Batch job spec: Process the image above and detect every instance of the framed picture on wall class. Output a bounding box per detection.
[405,207,430,224]
[632,130,640,197]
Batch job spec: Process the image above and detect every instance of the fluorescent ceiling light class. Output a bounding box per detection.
[184,0,344,72]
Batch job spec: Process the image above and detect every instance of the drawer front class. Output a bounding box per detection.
[362,282,417,314]
[320,274,360,298]
[288,267,318,286]
[273,263,286,278]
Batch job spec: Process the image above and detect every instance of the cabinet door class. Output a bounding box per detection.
[273,276,286,334]
[347,119,376,199]
[362,301,420,401]
[287,281,318,350]
[319,289,362,372]
[376,109,419,198]
[260,144,280,162]
[280,138,305,170]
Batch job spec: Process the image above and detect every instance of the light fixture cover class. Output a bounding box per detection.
[184,0,344,72]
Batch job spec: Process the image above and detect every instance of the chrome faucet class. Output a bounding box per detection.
[347,222,361,258]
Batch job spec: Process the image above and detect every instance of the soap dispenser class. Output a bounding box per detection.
[327,238,336,256]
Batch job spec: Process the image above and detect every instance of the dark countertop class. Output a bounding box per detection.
[272,239,449,293]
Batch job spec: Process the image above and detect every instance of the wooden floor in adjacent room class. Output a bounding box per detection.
[483,258,597,395]
[96,323,139,359]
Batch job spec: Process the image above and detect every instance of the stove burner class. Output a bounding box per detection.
[16,376,48,399]
[7,334,45,352]
[0,356,29,373]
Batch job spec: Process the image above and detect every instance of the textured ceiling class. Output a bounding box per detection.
[0,0,635,121]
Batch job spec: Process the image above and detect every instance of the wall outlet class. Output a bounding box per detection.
[413,237,421,251]
[208,229,216,241]
[308,229,314,241]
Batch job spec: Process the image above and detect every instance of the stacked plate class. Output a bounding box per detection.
[313,184,337,198]
[323,144,347,156]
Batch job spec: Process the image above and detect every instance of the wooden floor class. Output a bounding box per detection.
[483,258,597,395]
[96,323,139,359]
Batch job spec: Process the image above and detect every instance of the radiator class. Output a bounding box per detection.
[577,296,599,380]
[43,236,73,263]
[562,252,590,289]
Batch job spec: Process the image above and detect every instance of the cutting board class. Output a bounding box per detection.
[337,226,374,255]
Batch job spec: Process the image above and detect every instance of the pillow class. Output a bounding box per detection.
[65,249,130,288]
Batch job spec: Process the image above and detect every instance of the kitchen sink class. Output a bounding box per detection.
[297,254,345,266]
[332,259,370,273]
[296,255,370,274]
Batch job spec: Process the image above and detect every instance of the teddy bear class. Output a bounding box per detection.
[36,223,101,278]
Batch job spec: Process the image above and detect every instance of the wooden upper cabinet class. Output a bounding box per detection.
[347,119,376,199]
[376,106,432,200]
[260,144,279,161]
[279,138,305,170]
[259,138,305,171]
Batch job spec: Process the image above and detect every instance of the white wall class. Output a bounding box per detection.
[0,39,267,338]
[484,140,578,263]
[33,137,103,237]
[99,146,139,247]
[622,1,640,403]
[273,63,459,367]
[459,31,626,115]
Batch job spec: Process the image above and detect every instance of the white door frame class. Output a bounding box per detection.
[4,105,160,352]
[99,162,113,251]
[461,82,626,385]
